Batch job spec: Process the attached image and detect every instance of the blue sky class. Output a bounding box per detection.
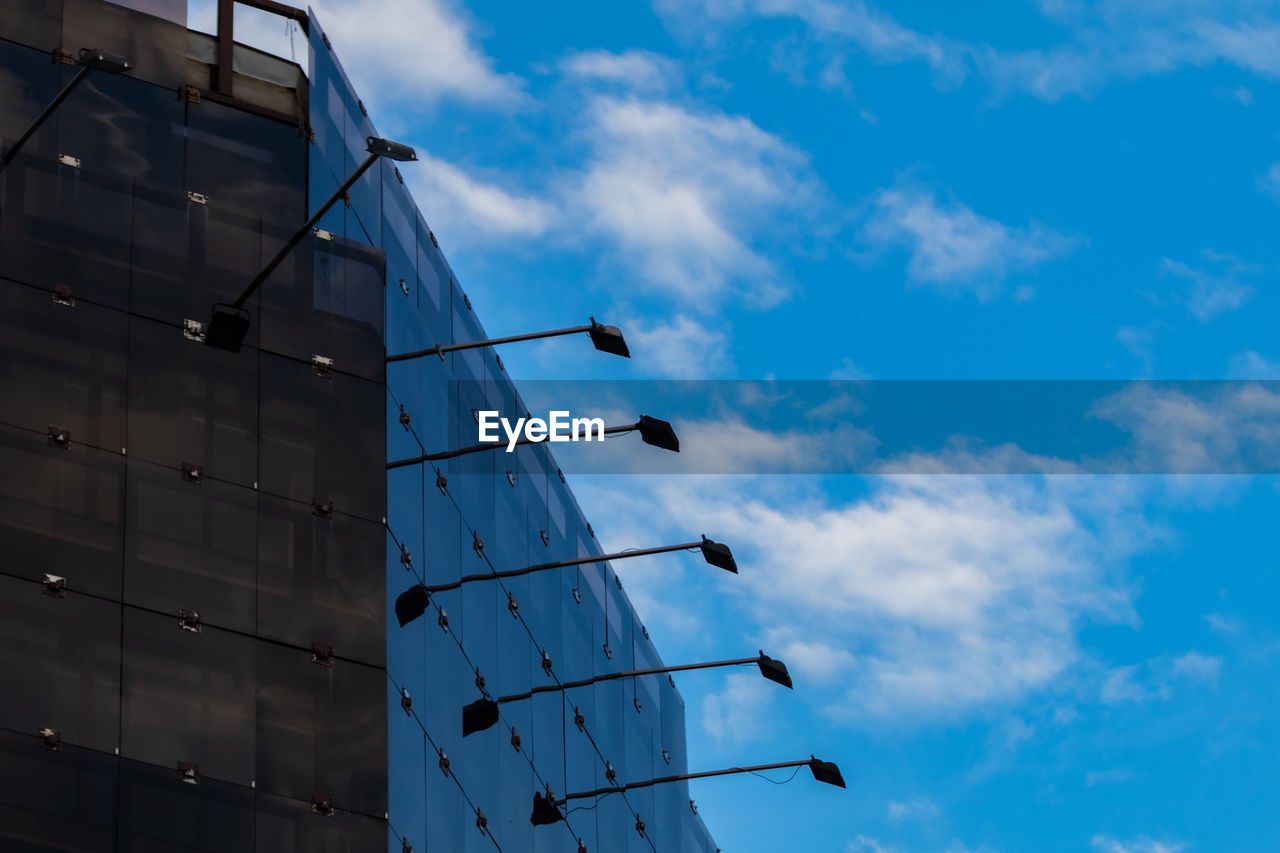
[231,1,1280,850]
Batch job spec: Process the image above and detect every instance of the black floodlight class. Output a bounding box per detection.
[387,317,629,363]
[635,415,679,452]
[462,697,500,736]
[756,652,793,689]
[587,320,630,357]
[530,791,564,826]
[0,47,132,173]
[205,135,417,352]
[533,755,847,824]
[204,304,251,353]
[808,756,846,788]
[78,47,130,74]
[465,651,791,735]
[699,536,736,572]
[395,584,429,628]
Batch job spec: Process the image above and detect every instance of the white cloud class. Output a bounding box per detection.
[1159,250,1261,321]
[593,473,1143,718]
[570,95,815,307]
[560,49,682,92]
[1091,835,1185,853]
[406,153,555,249]
[1258,161,1280,199]
[1228,350,1280,379]
[887,795,940,821]
[864,184,1079,299]
[310,0,523,111]
[1099,651,1223,704]
[701,671,776,744]
[625,315,734,378]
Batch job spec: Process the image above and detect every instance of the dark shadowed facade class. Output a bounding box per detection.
[0,1,720,849]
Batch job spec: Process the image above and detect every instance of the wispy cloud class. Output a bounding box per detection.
[1091,835,1185,853]
[1159,249,1261,321]
[625,315,735,378]
[864,183,1080,299]
[311,0,524,112]
[887,795,940,822]
[407,153,555,249]
[1099,651,1223,704]
[559,48,682,93]
[701,671,777,744]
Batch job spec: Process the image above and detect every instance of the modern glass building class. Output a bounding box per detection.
[0,1,724,849]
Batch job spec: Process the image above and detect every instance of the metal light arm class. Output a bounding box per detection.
[499,656,766,703]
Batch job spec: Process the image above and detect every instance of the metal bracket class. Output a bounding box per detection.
[312,498,334,518]
[635,816,646,838]
[689,799,698,815]
[186,191,208,205]
[52,284,74,307]
[428,230,439,248]
[400,544,412,569]
[179,608,201,633]
[312,354,334,377]
[605,762,616,785]
[183,318,207,343]
[495,353,504,371]
[42,574,66,599]
[181,462,203,485]
[472,531,484,557]
[463,292,472,310]
[539,529,549,547]
[573,706,585,732]
[602,642,612,660]
[437,749,451,776]
[53,48,74,65]
[474,669,486,692]
[505,469,516,487]
[311,642,334,666]
[178,761,200,785]
[47,425,70,449]
[313,228,334,242]
[633,697,643,713]
[183,85,201,103]
[57,153,80,168]
[311,795,334,817]
[39,727,61,750]
[398,277,409,296]
[556,467,565,483]
[510,727,522,751]
[541,650,554,677]
[435,469,448,494]
[399,405,411,429]
[507,591,519,617]
[571,587,581,604]
[437,608,450,632]
[587,523,595,538]
[400,688,412,714]
[662,748,671,765]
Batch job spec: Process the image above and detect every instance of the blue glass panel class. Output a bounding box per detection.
[386,677,426,853]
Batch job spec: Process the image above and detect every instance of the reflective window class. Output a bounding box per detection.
[61,0,189,86]
[120,607,255,786]
[258,351,385,521]
[0,727,117,852]
[124,456,256,633]
[116,758,255,852]
[126,313,258,487]
[0,574,121,753]
[0,422,124,599]
[257,493,385,667]
[255,641,387,816]
[255,791,388,852]
[0,278,128,450]
[0,38,59,159]
[57,70,184,187]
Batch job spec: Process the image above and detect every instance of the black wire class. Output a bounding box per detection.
[746,766,803,785]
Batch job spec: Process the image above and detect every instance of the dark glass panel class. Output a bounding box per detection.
[419,586,463,746]
[0,156,133,309]
[0,422,124,599]
[255,641,387,816]
[258,230,385,383]
[126,314,257,486]
[0,39,59,158]
[257,493,384,667]
[61,0,188,87]
[124,457,256,634]
[185,98,305,229]
[116,758,255,853]
[0,0,62,52]
[120,606,255,787]
[258,351,385,521]
[529,691,565,803]
[255,792,387,853]
[0,574,121,753]
[0,728,117,852]
[0,277,128,449]
[56,69,183,187]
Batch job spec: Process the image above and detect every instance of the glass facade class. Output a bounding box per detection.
[0,1,718,850]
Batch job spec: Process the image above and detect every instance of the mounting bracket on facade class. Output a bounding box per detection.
[52,284,75,307]
[179,608,201,633]
[311,643,334,666]
[42,573,66,598]
[47,425,70,449]
[183,319,207,343]
[181,462,204,484]
[178,761,200,784]
[311,795,334,817]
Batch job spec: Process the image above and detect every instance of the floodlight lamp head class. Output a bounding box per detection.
[756,652,793,688]
[699,536,737,573]
[635,415,679,452]
[530,791,564,825]
[394,584,430,627]
[367,136,417,162]
[587,319,630,358]
[808,756,846,788]
[205,304,251,352]
[462,697,500,736]
[78,48,130,74]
